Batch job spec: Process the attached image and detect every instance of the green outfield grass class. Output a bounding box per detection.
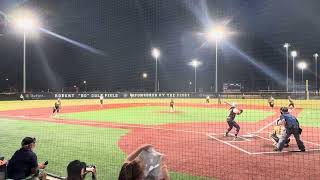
[0,118,213,179]
[58,106,273,125]
[298,108,320,127]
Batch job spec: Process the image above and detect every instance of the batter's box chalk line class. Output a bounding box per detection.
[207,132,320,155]
[208,132,252,141]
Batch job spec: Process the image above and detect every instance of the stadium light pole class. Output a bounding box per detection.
[152,48,160,92]
[83,81,87,92]
[13,11,40,93]
[207,26,227,93]
[314,53,318,92]
[189,59,202,92]
[298,61,307,86]
[283,43,290,92]
[291,51,297,92]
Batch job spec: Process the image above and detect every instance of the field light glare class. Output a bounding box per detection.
[142,73,148,78]
[297,62,307,70]
[291,51,297,57]
[190,59,201,68]
[283,43,290,48]
[207,26,226,41]
[11,10,40,32]
[152,48,160,59]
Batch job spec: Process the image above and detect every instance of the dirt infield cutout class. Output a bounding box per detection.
[207,132,320,155]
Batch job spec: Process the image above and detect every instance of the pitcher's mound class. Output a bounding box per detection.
[158,110,184,114]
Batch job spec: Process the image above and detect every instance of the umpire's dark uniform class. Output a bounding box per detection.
[276,107,305,151]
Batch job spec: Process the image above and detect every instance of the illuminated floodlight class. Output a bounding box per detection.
[142,73,148,79]
[207,25,227,41]
[283,43,290,48]
[291,51,297,58]
[189,59,202,68]
[5,78,8,81]
[152,48,160,59]
[314,53,319,58]
[11,10,40,32]
[297,61,307,70]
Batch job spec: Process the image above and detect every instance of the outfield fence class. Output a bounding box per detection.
[0,91,318,100]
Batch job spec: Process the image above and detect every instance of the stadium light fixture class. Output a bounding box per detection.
[5,78,8,81]
[297,61,307,84]
[11,9,40,93]
[151,48,160,92]
[283,43,290,92]
[142,73,148,79]
[314,53,319,91]
[152,48,160,59]
[83,81,87,92]
[207,26,227,41]
[189,59,202,92]
[291,51,297,58]
[291,50,298,92]
[283,43,290,48]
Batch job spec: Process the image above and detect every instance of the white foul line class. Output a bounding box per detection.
[207,134,252,155]
[214,133,251,141]
[250,148,320,155]
[303,140,320,147]
[255,119,278,133]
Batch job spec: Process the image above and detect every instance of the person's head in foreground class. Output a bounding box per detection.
[118,160,144,180]
[21,137,37,150]
[67,160,96,180]
[67,160,86,180]
[118,144,170,180]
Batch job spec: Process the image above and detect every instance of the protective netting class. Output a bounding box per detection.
[1,0,320,180]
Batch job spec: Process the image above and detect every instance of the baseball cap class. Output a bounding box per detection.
[21,137,36,146]
[280,107,288,113]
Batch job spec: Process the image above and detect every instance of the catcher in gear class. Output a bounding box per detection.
[269,119,290,147]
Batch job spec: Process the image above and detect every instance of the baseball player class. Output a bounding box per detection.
[19,94,24,101]
[206,96,210,103]
[99,94,104,107]
[274,107,305,152]
[217,94,222,104]
[225,102,243,140]
[170,99,174,112]
[269,119,290,147]
[52,98,61,115]
[268,96,275,108]
[288,96,294,108]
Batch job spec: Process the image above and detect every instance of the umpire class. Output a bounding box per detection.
[274,107,305,152]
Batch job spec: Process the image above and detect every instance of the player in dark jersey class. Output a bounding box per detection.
[268,96,275,108]
[99,94,104,107]
[53,98,61,115]
[170,99,174,112]
[206,96,210,103]
[225,103,243,140]
[288,96,294,108]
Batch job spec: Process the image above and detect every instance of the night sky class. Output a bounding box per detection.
[1,0,320,92]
